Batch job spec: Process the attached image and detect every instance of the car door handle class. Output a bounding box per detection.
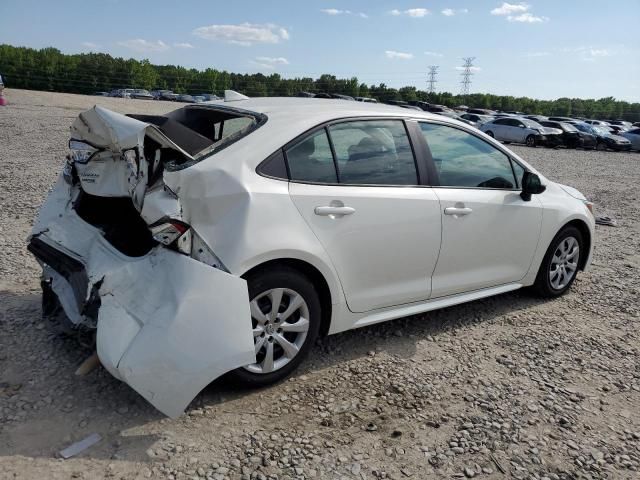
[314,206,356,216]
[444,207,473,216]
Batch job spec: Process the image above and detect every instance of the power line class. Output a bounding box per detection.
[426,66,439,95]
[459,57,475,97]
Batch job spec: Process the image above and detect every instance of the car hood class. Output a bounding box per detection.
[557,183,587,201]
[541,127,563,135]
[607,134,630,143]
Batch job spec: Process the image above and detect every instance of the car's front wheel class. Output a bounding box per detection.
[533,226,583,297]
[229,266,321,386]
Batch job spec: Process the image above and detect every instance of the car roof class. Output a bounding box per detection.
[197,97,451,134]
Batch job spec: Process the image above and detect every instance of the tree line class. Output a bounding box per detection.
[1,44,639,121]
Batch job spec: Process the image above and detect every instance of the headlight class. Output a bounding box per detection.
[583,200,594,216]
[68,140,100,164]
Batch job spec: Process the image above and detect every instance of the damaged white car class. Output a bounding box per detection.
[29,92,595,417]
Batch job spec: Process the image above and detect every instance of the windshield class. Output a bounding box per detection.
[592,126,610,135]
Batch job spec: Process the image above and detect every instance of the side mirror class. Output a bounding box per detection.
[521,171,546,201]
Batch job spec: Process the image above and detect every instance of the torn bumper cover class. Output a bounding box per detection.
[28,107,256,418]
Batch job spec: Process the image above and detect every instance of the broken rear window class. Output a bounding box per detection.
[129,104,266,169]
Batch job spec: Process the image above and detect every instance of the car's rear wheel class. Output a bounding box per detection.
[229,267,321,386]
[526,135,537,147]
[533,226,583,297]
[485,131,494,138]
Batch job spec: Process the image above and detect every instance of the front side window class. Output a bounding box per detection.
[420,122,517,189]
[328,120,418,185]
[285,129,337,183]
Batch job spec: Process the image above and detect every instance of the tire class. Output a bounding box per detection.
[525,135,537,147]
[228,266,322,386]
[532,226,583,298]
[596,142,607,151]
[486,131,494,138]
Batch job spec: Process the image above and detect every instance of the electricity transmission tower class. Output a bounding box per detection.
[427,65,439,95]
[459,57,476,96]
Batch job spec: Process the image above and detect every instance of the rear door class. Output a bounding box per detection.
[287,119,442,313]
[418,121,542,298]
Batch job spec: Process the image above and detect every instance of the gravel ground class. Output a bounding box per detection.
[1,89,639,480]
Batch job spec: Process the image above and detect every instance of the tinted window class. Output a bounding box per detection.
[493,118,510,125]
[629,129,640,135]
[420,123,517,189]
[286,129,337,183]
[328,120,418,185]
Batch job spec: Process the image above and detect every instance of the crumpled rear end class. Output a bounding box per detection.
[28,106,257,417]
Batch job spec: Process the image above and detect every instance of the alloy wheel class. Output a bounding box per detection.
[549,236,580,290]
[244,288,310,374]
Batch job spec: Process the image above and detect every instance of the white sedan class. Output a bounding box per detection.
[29,93,595,417]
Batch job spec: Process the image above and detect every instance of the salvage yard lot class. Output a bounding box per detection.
[1,89,639,479]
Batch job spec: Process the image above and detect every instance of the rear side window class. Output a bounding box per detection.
[328,120,418,185]
[420,122,517,189]
[286,130,337,183]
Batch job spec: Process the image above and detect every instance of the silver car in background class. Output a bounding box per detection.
[479,117,563,147]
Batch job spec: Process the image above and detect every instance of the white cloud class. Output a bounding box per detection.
[173,42,194,49]
[589,48,611,57]
[117,39,170,53]
[508,12,548,22]
[251,56,290,69]
[321,8,350,15]
[424,51,444,57]
[321,8,368,18]
[442,8,468,16]
[385,50,414,60]
[81,41,100,49]
[455,66,482,72]
[389,8,430,17]
[192,23,290,46]
[491,2,529,15]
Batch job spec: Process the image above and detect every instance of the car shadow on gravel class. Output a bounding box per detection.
[0,286,548,462]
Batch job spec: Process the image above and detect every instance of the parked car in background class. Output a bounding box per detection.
[608,120,632,129]
[177,94,195,103]
[460,113,494,126]
[29,96,595,417]
[467,108,496,115]
[605,125,628,135]
[525,115,547,122]
[355,97,378,103]
[621,128,640,151]
[130,89,154,100]
[329,94,355,101]
[584,119,611,127]
[479,117,563,147]
[539,121,592,149]
[93,91,110,96]
[151,90,179,101]
[197,94,221,102]
[573,124,632,151]
[548,116,575,123]
[109,89,134,98]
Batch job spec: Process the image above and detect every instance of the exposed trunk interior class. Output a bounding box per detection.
[74,190,155,257]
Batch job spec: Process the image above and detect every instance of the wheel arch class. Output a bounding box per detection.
[241,258,334,337]
[562,219,592,271]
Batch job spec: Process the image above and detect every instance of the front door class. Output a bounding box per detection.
[286,119,442,313]
[418,121,542,297]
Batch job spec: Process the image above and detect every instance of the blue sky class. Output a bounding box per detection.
[1,1,639,101]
